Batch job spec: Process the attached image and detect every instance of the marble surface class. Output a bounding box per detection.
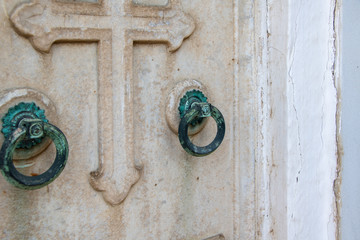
[0,0,257,239]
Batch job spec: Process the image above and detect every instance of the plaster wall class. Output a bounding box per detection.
[266,0,339,239]
[286,1,338,239]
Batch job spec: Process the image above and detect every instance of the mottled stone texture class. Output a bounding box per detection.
[0,0,258,239]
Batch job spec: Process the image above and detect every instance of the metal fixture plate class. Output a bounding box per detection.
[0,88,58,160]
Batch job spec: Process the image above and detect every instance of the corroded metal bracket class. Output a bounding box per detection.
[1,102,48,149]
[178,91,225,157]
[0,109,68,189]
[178,89,208,126]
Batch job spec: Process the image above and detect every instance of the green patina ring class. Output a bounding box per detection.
[0,120,68,189]
[178,103,225,157]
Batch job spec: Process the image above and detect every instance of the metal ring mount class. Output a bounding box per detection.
[0,118,68,189]
[178,102,225,157]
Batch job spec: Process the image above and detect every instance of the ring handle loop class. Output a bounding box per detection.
[178,102,225,157]
[0,119,68,189]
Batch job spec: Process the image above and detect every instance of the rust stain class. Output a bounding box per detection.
[333,0,342,239]
[334,97,343,240]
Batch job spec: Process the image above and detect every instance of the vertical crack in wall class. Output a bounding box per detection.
[331,0,343,239]
[262,0,271,238]
[232,0,241,238]
[288,1,304,191]
[287,3,302,239]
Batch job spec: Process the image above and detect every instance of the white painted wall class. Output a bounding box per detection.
[264,0,339,239]
[286,1,338,239]
[340,0,360,239]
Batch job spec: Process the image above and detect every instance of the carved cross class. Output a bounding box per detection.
[10,0,195,205]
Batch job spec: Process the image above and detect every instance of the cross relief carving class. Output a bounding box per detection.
[10,0,195,205]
